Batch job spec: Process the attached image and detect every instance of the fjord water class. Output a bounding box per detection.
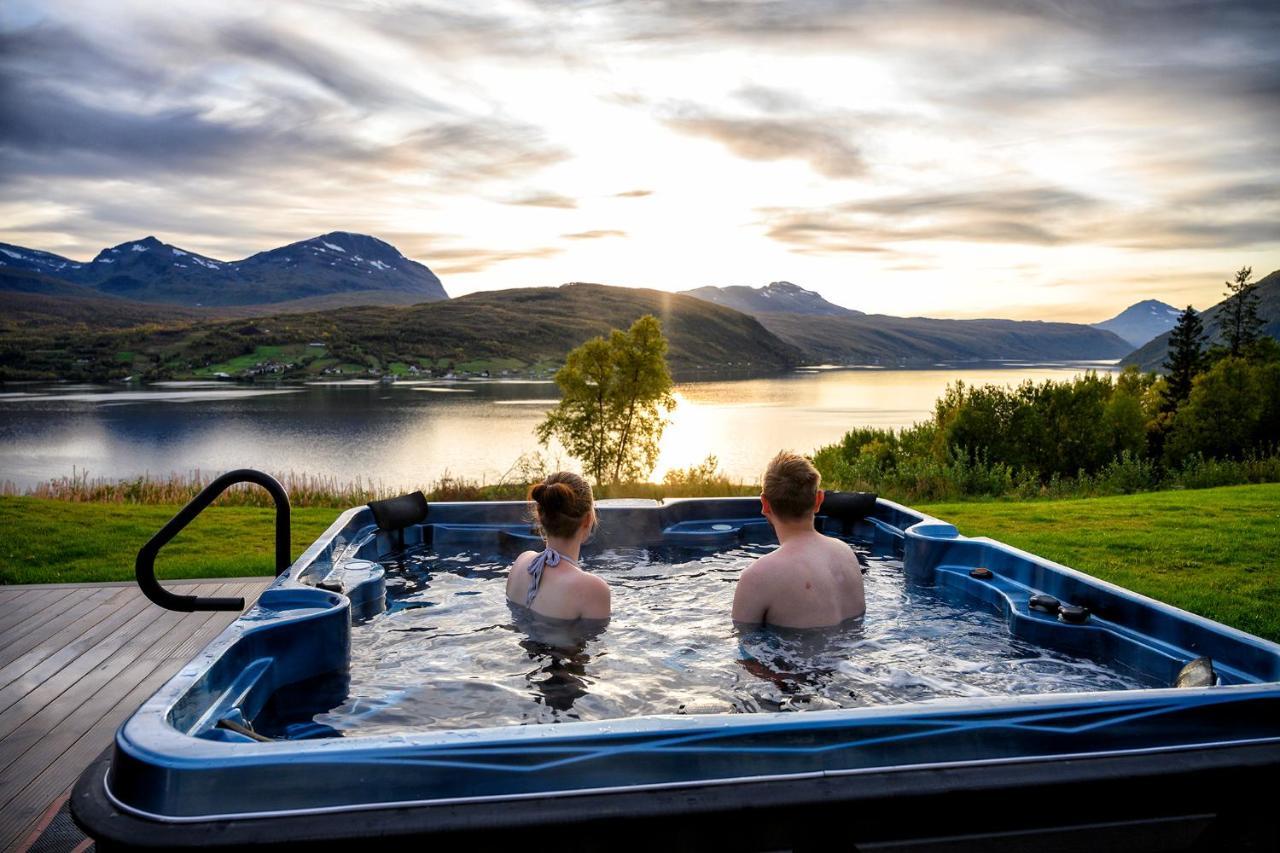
[0,363,1115,489]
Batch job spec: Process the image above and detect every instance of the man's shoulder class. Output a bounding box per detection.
[742,549,789,582]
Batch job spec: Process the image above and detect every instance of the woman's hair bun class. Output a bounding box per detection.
[535,481,572,512]
[528,472,594,539]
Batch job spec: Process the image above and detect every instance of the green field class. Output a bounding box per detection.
[2,485,1277,641]
[0,501,341,584]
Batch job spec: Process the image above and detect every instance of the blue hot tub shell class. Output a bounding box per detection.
[73,496,1280,850]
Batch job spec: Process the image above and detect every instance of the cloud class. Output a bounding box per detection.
[562,230,626,240]
[666,113,865,178]
[762,183,1280,254]
[613,189,653,198]
[427,246,565,275]
[507,192,578,209]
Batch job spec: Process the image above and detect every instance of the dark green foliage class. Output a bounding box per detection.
[814,353,1280,503]
[934,371,1154,479]
[1221,266,1264,357]
[1161,305,1206,410]
[1164,355,1280,465]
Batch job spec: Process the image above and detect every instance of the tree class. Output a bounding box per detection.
[1161,305,1206,411]
[537,315,675,483]
[1221,266,1263,357]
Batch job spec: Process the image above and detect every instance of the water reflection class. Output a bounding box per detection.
[510,604,609,717]
[0,364,1116,488]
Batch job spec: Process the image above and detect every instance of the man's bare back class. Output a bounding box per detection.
[732,530,865,628]
[732,451,866,629]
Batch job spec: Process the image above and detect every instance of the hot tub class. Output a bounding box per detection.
[73,495,1280,850]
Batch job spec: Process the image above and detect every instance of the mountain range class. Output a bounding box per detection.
[682,281,863,317]
[1122,270,1280,371]
[4,230,1272,381]
[682,284,1131,364]
[0,232,447,306]
[1090,299,1183,347]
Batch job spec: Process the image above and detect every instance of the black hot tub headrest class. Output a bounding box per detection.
[820,491,878,521]
[367,491,429,531]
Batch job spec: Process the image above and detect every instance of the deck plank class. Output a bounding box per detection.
[0,580,270,853]
[0,588,70,638]
[0,586,123,672]
[0,583,230,760]
[0,582,234,793]
[0,587,157,719]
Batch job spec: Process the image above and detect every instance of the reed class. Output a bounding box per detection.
[0,461,757,507]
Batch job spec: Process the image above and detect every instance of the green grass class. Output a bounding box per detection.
[919,484,1280,642]
[454,357,529,374]
[2,486,1277,643]
[196,344,286,375]
[0,499,343,584]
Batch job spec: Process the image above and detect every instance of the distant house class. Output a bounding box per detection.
[308,342,325,348]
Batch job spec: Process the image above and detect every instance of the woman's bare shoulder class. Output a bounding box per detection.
[510,550,540,571]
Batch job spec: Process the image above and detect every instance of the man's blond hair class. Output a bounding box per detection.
[762,451,821,519]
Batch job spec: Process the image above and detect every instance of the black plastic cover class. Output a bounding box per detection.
[820,491,878,521]
[367,491,429,531]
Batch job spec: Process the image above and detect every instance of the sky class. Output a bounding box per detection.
[1,0,1278,321]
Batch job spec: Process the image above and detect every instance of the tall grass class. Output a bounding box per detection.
[0,458,757,507]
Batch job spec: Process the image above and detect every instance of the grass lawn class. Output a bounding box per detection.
[2,485,1277,642]
[919,483,1280,643]
[0,500,343,585]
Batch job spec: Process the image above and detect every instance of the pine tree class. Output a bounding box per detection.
[1222,266,1263,357]
[1161,305,1205,411]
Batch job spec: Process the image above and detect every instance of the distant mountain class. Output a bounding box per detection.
[683,281,1129,363]
[757,313,1131,364]
[682,281,861,317]
[0,242,88,279]
[3,283,804,381]
[1122,270,1280,371]
[0,232,447,307]
[1091,299,1183,347]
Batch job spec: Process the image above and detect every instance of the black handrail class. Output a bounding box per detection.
[136,469,291,612]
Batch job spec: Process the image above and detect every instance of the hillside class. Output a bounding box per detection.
[758,312,1131,364]
[0,232,447,307]
[0,283,803,381]
[682,282,1130,363]
[682,281,861,316]
[1122,270,1280,371]
[1091,299,1182,347]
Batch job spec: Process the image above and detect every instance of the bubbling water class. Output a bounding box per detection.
[307,541,1156,736]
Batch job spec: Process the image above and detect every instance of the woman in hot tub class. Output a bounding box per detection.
[506,472,611,622]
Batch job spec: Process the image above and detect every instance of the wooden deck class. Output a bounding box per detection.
[0,578,271,853]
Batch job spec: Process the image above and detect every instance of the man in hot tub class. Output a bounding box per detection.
[732,451,866,629]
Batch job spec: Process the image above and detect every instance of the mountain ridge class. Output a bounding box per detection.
[681,281,862,317]
[0,232,447,307]
[682,282,1130,363]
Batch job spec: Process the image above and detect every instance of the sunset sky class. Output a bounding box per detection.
[2,0,1277,320]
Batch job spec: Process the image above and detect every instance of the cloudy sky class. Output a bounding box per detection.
[1,0,1277,320]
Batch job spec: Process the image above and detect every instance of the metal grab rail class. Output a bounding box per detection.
[136,469,291,612]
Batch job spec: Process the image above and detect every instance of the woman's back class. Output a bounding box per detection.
[506,548,610,621]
